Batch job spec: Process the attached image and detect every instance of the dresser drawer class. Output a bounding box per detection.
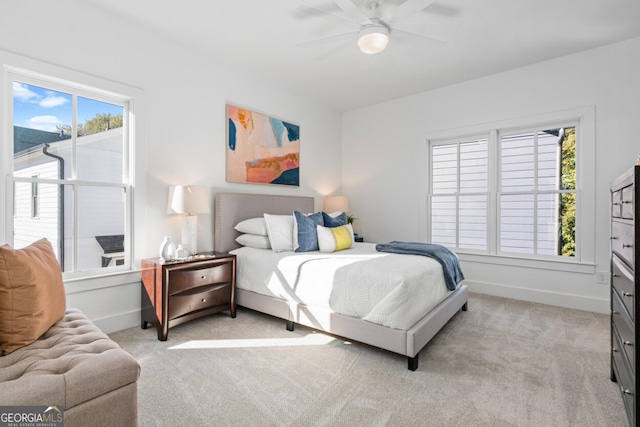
[169,284,232,319]
[612,290,635,372]
[613,189,623,218]
[612,221,635,270]
[622,184,635,220]
[612,324,636,426]
[168,263,233,295]
[613,255,636,321]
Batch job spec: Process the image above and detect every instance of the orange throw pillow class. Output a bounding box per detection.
[0,239,66,355]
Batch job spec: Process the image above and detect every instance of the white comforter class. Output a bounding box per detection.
[230,243,452,330]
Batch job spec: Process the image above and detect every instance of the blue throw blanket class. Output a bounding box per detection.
[375,241,464,291]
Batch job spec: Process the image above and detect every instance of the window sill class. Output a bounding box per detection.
[64,268,141,295]
[456,251,595,275]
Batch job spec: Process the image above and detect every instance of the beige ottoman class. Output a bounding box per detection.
[0,309,140,427]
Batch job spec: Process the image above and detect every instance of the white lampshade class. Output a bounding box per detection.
[167,186,210,215]
[357,23,390,54]
[324,195,349,213]
[167,185,210,255]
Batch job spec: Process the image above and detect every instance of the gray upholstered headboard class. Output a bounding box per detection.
[214,192,315,253]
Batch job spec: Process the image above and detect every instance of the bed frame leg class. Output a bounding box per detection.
[408,354,419,371]
[462,302,468,311]
[286,320,294,331]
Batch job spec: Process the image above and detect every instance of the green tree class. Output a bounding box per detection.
[56,113,123,137]
[559,128,575,256]
[82,113,123,136]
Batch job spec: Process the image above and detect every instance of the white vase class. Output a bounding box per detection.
[159,236,176,260]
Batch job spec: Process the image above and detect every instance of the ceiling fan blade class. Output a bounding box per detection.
[314,38,356,61]
[333,0,372,25]
[295,4,359,28]
[297,31,357,49]
[390,0,438,24]
[391,27,444,44]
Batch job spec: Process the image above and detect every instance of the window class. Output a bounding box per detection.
[429,121,578,261]
[9,70,132,276]
[499,127,576,257]
[430,138,488,251]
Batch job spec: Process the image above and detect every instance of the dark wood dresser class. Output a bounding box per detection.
[141,252,236,341]
[611,165,640,426]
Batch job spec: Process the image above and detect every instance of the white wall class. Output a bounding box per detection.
[342,37,640,313]
[0,1,342,332]
[2,2,636,332]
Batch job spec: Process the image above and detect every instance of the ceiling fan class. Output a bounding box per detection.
[298,0,442,56]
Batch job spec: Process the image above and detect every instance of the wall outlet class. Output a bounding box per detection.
[596,271,610,284]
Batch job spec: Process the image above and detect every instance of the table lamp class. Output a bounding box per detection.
[324,195,349,213]
[167,185,210,255]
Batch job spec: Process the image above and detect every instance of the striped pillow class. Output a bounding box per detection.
[317,224,354,253]
[264,214,294,252]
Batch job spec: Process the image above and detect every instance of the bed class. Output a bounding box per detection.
[214,192,468,370]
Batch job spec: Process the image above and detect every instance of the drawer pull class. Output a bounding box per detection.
[610,236,618,240]
[622,243,633,248]
[612,347,619,352]
[623,389,634,396]
[623,292,634,297]
[622,200,633,204]
[624,341,633,347]
[612,310,620,315]
[201,276,207,279]
[613,202,621,206]
[201,298,207,303]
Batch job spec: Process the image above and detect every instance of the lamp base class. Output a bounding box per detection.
[182,215,198,255]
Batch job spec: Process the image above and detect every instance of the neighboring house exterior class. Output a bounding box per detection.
[13,126,125,272]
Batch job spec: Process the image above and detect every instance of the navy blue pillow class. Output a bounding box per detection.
[294,211,324,252]
[322,211,348,228]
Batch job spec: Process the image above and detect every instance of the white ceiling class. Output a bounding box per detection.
[86,0,640,112]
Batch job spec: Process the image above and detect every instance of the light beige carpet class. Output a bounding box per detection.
[110,293,627,426]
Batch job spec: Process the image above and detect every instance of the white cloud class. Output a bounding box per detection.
[13,82,39,102]
[40,95,69,108]
[27,115,63,132]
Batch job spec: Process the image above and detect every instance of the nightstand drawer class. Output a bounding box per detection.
[613,290,635,372]
[613,255,635,320]
[168,263,233,295]
[169,284,232,319]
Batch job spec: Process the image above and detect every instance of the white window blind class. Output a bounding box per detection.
[430,138,488,250]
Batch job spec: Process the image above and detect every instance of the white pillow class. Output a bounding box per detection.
[263,214,294,252]
[234,217,268,236]
[317,223,354,253]
[235,234,271,249]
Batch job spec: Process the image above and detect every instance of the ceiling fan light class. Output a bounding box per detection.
[357,24,390,54]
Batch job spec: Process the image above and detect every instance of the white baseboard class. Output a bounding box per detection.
[88,283,609,333]
[92,309,141,334]
[465,280,609,314]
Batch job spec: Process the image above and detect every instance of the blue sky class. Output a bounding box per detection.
[13,82,123,133]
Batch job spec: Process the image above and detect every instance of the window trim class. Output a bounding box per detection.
[3,64,137,279]
[422,106,595,270]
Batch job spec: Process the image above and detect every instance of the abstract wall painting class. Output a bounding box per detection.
[226,104,300,186]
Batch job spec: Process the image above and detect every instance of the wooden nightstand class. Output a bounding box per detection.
[140,252,236,341]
